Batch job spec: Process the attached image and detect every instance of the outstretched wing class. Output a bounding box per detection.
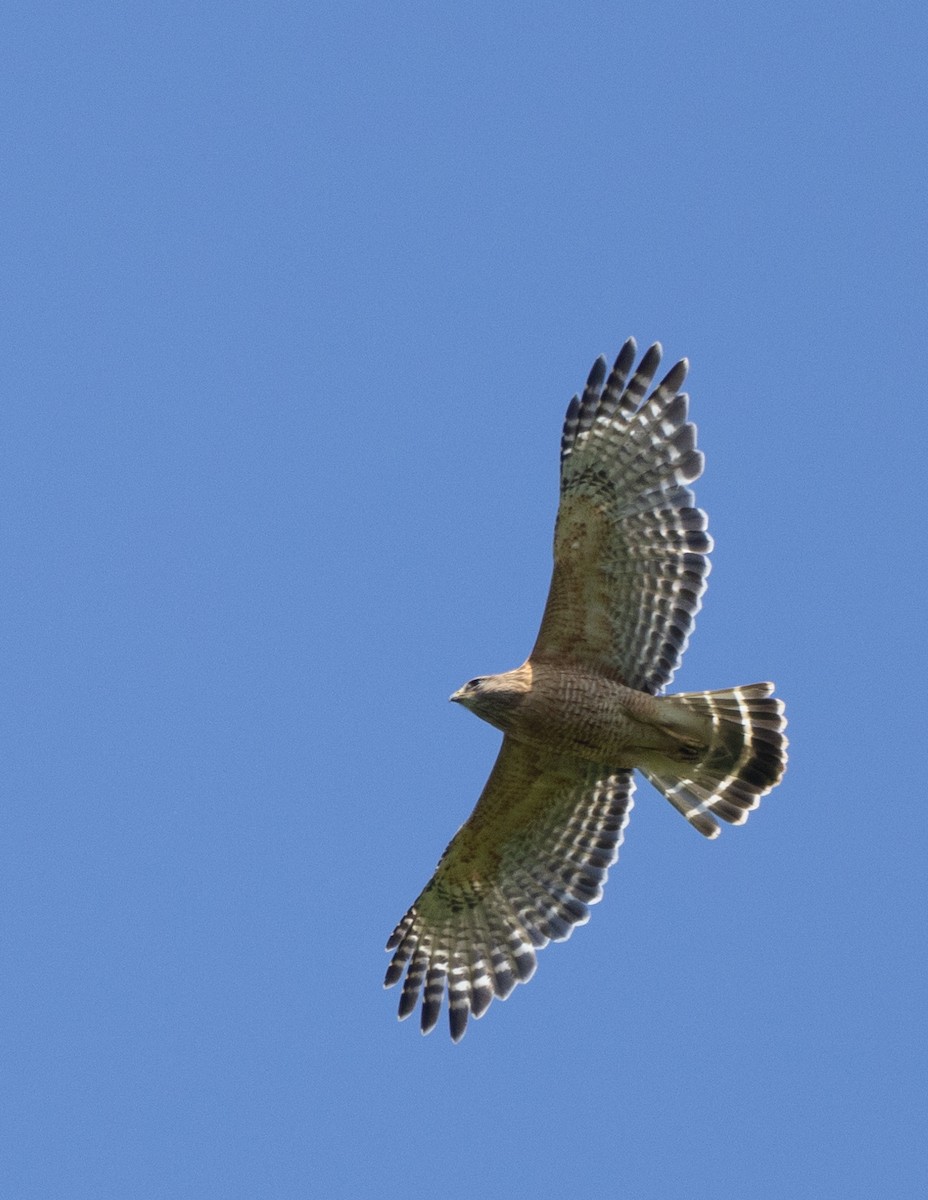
[384,739,634,1041]
[531,339,712,695]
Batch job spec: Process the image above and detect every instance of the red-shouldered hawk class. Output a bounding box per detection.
[385,339,787,1041]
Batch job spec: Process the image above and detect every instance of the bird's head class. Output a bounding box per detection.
[449,666,532,731]
[449,676,489,708]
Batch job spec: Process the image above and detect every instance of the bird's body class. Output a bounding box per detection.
[385,339,788,1041]
[453,662,689,766]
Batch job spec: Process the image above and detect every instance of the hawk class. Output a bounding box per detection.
[385,339,787,1041]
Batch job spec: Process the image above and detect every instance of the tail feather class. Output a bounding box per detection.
[642,683,787,838]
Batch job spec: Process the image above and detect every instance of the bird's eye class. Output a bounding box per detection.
[465,678,484,691]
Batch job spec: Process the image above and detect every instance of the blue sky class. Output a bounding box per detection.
[3,3,927,1197]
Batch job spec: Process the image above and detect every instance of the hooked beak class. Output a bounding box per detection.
[449,687,466,704]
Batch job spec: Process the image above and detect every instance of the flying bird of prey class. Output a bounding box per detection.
[384,339,787,1041]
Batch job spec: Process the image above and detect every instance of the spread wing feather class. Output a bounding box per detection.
[533,339,712,694]
[384,738,634,1041]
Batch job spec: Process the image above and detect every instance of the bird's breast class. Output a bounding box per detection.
[507,662,666,765]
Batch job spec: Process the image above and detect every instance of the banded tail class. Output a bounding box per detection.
[642,683,787,838]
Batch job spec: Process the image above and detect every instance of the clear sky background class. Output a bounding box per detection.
[3,3,927,1198]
